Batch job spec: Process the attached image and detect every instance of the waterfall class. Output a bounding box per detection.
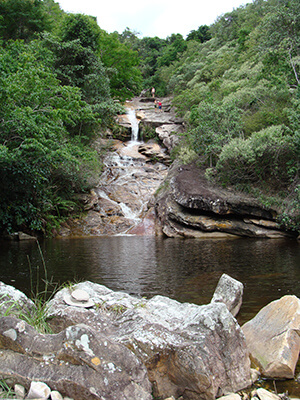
[126,108,139,142]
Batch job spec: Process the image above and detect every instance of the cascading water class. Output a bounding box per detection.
[93,104,168,235]
[126,107,140,142]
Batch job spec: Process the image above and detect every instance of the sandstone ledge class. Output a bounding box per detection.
[155,162,292,238]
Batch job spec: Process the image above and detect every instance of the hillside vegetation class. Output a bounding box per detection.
[0,0,299,235]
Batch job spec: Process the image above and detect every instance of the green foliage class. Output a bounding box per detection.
[171,145,198,165]
[186,25,212,43]
[98,30,142,101]
[60,13,101,51]
[216,125,298,186]
[259,0,300,87]
[0,0,51,42]
[187,101,242,166]
[0,40,102,234]
[0,379,16,398]
[157,34,187,68]
[0,0,299,234]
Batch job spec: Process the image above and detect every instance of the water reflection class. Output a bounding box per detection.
[0,237,299,325]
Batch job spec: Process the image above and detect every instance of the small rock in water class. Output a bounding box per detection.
[26,381,51,399]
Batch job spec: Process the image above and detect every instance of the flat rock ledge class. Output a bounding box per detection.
[155,161,293,238]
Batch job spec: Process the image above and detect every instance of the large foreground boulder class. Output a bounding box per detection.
[114,296,251,400]
[242,295,300,379]
[46,281,252,400]
[0,316,152,400]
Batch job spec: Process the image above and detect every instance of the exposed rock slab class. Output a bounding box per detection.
[46,281,252,400]
[242,295,300,379]
[155,162,291,238]
[0,316,152,400]
[114,297,251,400]
[156,123,182,152]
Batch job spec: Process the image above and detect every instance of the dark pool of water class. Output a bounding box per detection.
[0,236,299,324]
[0,236,300,395]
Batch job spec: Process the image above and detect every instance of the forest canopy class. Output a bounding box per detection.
[0,0,299,235]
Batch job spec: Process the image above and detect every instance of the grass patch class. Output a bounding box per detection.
[0,380,16,399]
[0,240,58,334]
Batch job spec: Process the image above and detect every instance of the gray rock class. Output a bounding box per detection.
[17,232,37,241]
[217,394,242,400]
[114,297,251,400]
[0,282,34,318]
[156,124,182,152]
[14,383,26,399]
[256,388,281,400]
[211,274,243,317]
[48,281,252,400]
[0,316,152,400]
[50,390,64,400]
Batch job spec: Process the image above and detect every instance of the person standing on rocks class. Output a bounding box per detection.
[151,87,155,98]
[158,100,162,111]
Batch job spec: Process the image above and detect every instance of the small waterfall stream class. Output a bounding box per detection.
[92,106,168,235]
[126,107,140,142]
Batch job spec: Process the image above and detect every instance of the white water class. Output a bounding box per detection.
[126,108,139,142]
[93,105,168,235]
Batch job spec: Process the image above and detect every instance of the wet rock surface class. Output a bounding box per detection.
[58,142,169,237]
[56,97,184,237]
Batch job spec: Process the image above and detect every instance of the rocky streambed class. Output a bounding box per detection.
[0,274,299,400]
[53,96,296,240]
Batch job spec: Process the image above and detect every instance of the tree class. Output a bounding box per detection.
[60,13,101,52]
[98,30,142,100]
[157,34,187,67]
[0,0,50,42]
[259,0,300,87]
[186,25,212,43]
[187,101,242,166]
[0,40,100,233]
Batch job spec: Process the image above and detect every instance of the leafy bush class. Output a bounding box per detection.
[186,101,242,166]
[216,125,299,187]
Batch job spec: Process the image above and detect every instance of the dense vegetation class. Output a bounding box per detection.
[0,0,299,235]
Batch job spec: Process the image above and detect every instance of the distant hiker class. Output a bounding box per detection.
[154,99,158,111]
[158,100,162,111]
[151,87,155,98]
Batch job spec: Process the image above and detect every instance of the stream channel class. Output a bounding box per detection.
[0,107,300,395]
